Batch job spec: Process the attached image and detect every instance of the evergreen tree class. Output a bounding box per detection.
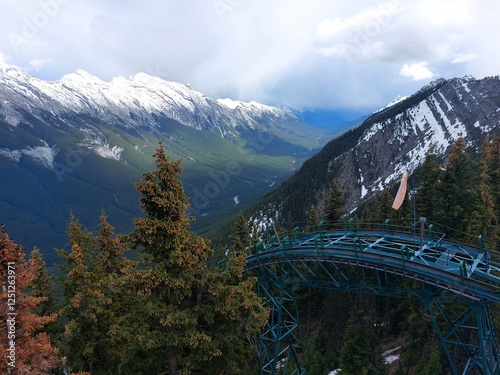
[323,180,347,222]
[57,213,97,305]
[305,326,338,375]
[435,136,479,240]
[58,213,137,374]
[251,224,260,244]
[129,143,267,374]
[360,196,380,227]
[490,136,500,210]
[415,148,440,222]
[379,187,394,221]
[306,204,320,232]
[0,225,60,374]
[474,135,497,244]
[488,136,500,247]
[29,248,57,318]
[230,212,251,252]
[414,349,442,375]
[339,312,386,375]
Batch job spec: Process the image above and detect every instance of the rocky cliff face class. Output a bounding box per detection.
[340,75,500,211]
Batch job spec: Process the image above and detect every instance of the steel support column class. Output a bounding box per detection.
[257,267,306,375]
[423,294,499,375]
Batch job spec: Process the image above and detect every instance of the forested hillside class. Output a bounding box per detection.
[2,134,500,374]
[0,144,268,375]
[222,134,500,374]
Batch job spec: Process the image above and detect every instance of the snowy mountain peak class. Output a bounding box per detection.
[217,98,242,109]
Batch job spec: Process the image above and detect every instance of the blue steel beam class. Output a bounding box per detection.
[239,221,500,375]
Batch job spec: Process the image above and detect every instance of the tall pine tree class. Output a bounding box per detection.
[0,225,60,374]
[230,213,251,252]
[129,143,267,374]
[435,136,479,240]
[323,180,347,222]
[58,213,137,374]
[306,204,320,232]
[473,135,497,244]
[415,148,441,222]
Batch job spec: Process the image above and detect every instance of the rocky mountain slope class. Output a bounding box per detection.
[0,62,326,261]
[242,76,500,233]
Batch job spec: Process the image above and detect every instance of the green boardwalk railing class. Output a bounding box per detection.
[219,219,500,375]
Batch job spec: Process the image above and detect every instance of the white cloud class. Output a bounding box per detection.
[316,1,403,59]
[0,0,498,110]
[451,53,476,64]
[28,59,53,71]
[317,1,402,40]
[400,62,436,81]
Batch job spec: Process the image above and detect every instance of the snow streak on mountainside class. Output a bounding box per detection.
[0,60,305,142]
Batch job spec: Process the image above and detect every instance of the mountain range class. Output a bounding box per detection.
[2,59,499,261]
[0,61,328,262]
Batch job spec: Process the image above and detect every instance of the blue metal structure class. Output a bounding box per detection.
[238,219,500,375]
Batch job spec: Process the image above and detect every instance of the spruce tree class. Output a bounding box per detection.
[415,148,440,222]
[474,135,497,244]
[339,312,386,375]
[30,248,57,318]
[58,213,137,374]
[323,180,347,222]
[306,204,320,232]
[129,143,267,374]
[230,212,251,252]
[360,196,380,227]
[0,225,60,374]
[435,136,479,240]
[380,187,394,221]
[490,136,500,210]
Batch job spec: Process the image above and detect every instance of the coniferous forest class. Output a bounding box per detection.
[1,135,500,374]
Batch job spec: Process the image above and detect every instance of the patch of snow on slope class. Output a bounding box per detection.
[437,91,453,111]
[362,121,383,143]
[22,146,58,169]
[384,95,408,109]
[0,148,22,162]
[217,98,241,109]
[0,146,58,169]
[361,185,368,198]
[383,346,401,364]
[94,143,123,161]
[412,101,449,154]
[473,120,493,133]
[430,96,467,140]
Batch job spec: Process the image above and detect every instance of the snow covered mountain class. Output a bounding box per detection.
[0,61,326,261]
[244,75,500,231]
[0,60,312,143]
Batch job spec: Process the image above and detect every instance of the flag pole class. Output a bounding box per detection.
[413,176,416,239]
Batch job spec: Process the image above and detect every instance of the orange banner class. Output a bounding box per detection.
[392,171,408,210]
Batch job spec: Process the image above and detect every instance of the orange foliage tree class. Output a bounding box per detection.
[0,225,60,374]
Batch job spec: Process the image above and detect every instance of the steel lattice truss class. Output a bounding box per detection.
[235,220,500,375]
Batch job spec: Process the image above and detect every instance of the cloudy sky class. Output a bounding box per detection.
[1,0,499,113]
